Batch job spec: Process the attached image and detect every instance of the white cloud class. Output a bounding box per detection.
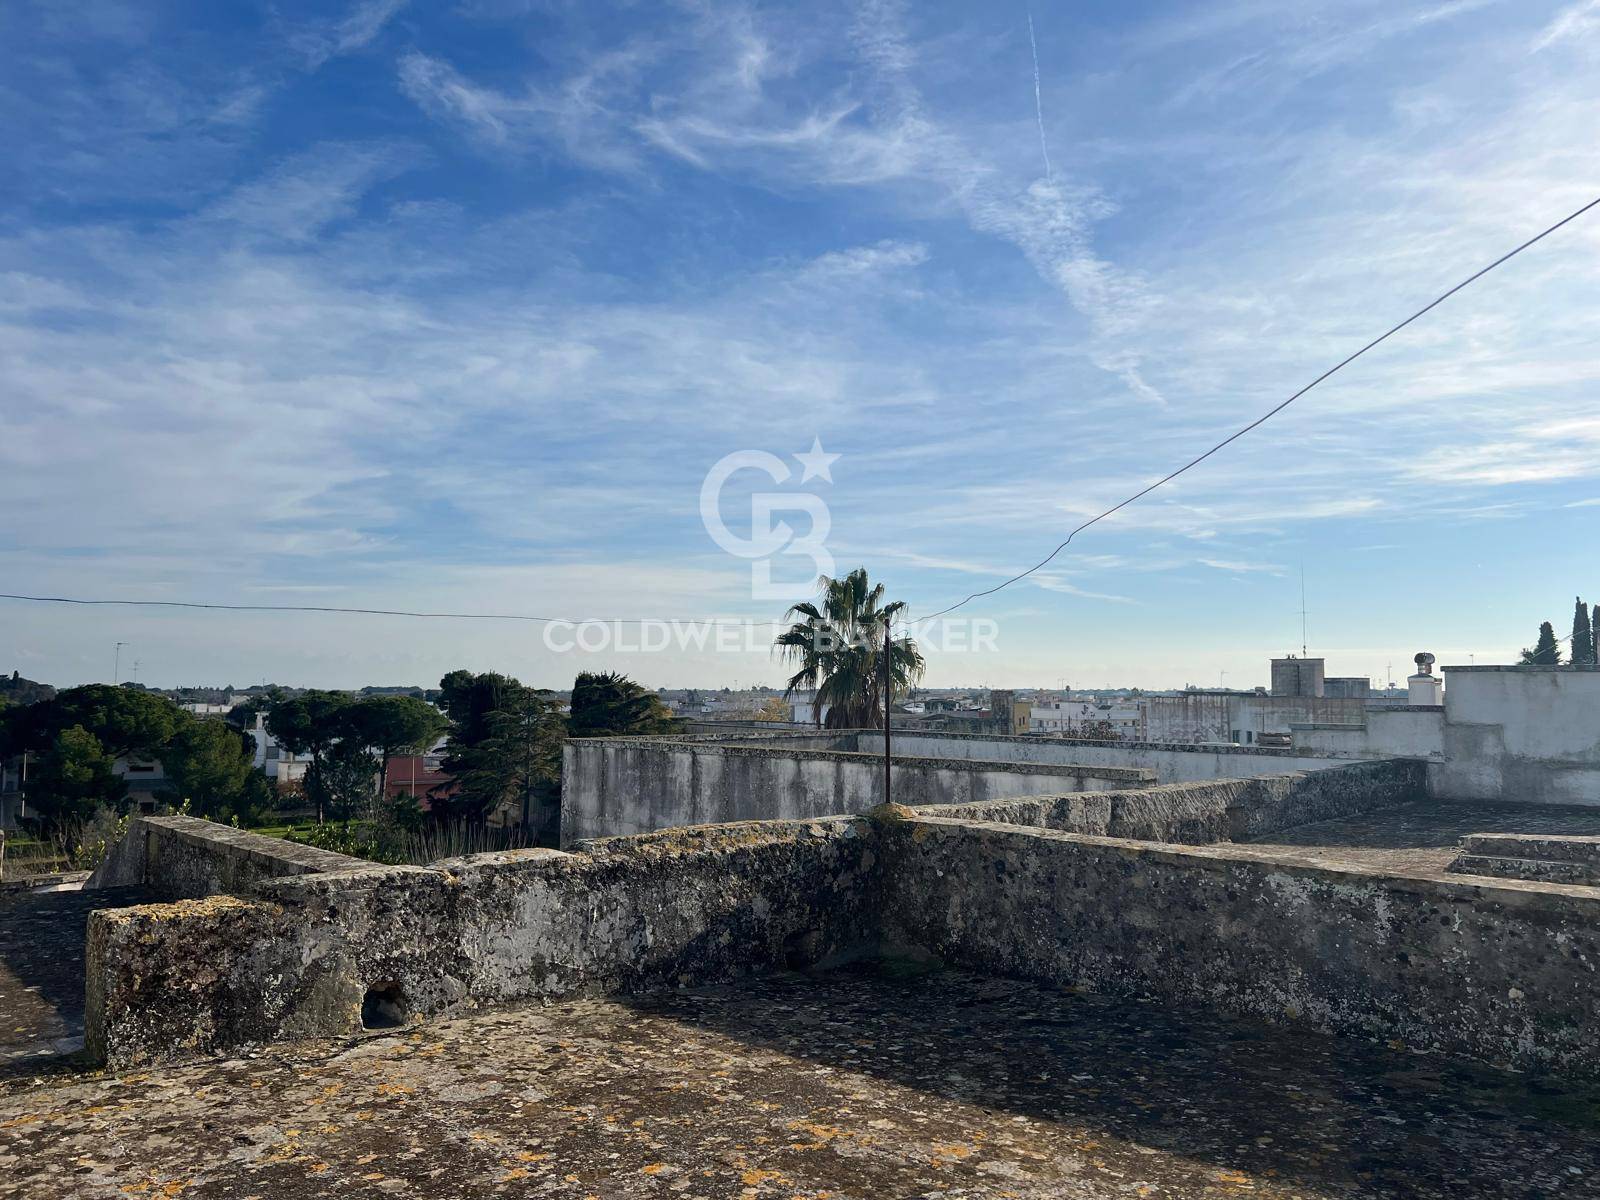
[200,143,420,241]
[291,0,409,69]
[397,44,660,171]
[1198,558,1287,576]
[796,240,929,280]
[1533,0,1600,50]
[397,51,512,143]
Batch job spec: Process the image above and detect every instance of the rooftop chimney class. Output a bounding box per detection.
[1408,652,1442,706]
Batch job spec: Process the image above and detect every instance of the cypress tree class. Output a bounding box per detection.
[1574,597,1596,666]
[1523,621,1562,666]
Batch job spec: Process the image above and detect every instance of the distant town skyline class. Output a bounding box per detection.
[4,1,1599,689]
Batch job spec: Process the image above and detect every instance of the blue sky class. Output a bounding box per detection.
[3,0,1600,691]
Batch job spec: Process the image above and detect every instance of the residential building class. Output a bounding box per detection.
[244,713,311,790]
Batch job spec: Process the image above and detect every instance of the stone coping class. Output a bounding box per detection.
[568,738,1156,782]
[573,727,1370,761]
[148,815,365,873]
[907,813,1600,903]
[85,814,366,892]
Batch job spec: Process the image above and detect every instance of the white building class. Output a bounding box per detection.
[1029,698,1144,738]
[788,696,830,725]
[244,713,311,789]
[178,701,236,717]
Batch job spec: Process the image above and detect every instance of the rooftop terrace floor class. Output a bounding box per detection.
[5,962,1599,1199]
[1245,798,1600,874]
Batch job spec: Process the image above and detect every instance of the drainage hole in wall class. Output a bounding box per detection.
[361,982,406,1030]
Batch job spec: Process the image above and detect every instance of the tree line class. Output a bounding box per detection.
[0,669,676,845]
[1521,597,1600,666]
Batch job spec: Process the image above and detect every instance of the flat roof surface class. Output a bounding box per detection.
[5,962,1599,1198]
[1246,799,1600,873]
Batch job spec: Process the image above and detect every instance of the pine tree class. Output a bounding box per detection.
[1521,621,1562,666]
[1573,597,1595,666]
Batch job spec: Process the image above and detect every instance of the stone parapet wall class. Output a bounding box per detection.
[878,815,1600,1079]
[86,814,364,899]
[86,818,879,1067]
[917,759,1425,845]
[81,774,1598,1082]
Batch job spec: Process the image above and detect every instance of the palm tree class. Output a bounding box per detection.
[776,568,925,728]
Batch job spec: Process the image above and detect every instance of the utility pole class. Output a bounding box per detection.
[882,618,893,807]
[521,709,533,836]
[113,642,127,684]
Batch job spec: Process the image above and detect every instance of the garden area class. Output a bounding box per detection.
[1,668,679,882]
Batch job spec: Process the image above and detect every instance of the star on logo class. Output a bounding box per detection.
[793,437,840,484]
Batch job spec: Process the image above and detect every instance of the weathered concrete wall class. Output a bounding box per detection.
[879,815,1600,1079]
[1434,666,1600,806]
[560,737,1152,845]
[86,818,880,1067]
[874,730,1361,782]
[1291,707,1445,760]
[86,815,364,899]
[916,759,1426,845]
[1140,692,1232,742]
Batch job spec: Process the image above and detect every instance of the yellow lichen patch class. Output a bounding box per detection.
[640,1163,667,1175]
[931,1142,975,1166]
[515,1151,551,1163]
[498,1168,530,1182]
[112,894,269,924]
[785,1119,851,1150]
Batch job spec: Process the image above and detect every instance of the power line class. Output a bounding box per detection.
[919,194,1600,621]
[0,593,762,625]
[2,196,1596,631]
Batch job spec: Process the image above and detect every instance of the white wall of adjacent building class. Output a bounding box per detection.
[1291,665,1600,806]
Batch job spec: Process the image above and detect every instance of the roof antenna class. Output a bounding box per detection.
[1299,565,1308,658]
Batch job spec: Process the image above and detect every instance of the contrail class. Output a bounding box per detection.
[1027,10,1052,181]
